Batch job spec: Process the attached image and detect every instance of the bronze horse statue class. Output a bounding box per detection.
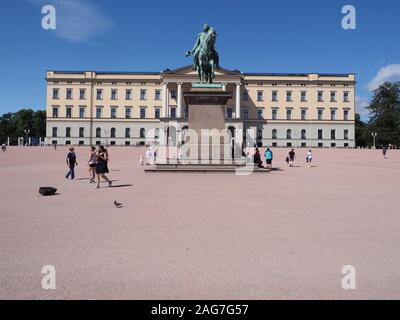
[186,25,220,84]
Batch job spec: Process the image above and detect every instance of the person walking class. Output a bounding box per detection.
[65,147,78,180]
[306,149,313,168]
[254,148,263,168]
[88,146,97,183]
[264,147,273,170]
[382,146,388,159]
[95,145,112,189]
[288,148,296,167]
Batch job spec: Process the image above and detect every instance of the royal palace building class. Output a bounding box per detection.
[45,66,355,148]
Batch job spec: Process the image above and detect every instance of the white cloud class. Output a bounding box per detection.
[356,96,369,117]
[367,64,400,91]
[31,0,114,43]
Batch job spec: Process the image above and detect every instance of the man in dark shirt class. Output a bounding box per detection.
[65,147,78,180]
[288,149,296,167]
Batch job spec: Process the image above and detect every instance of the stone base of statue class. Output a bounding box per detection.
[182,84,233,163]
[145,84,269,173]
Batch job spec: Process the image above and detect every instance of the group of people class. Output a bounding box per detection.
[253,147,313,169]
[1,144,6,152]
[141,147,158,166]
[65,145,112,189]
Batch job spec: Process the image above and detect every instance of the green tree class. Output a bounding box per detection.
[355,113,367,147]
[367,82,400,147]
[0,109,46,145]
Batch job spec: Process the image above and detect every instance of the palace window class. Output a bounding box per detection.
[111,107,117,119]
[66,89,73,100]
[286,129,292,139]
[96,89,103,100]
[227,108,233,119]
[155,108,160,119]
[331,129,336,140]
[301,129,307,140]
[301,109,307,120]
[126,90,132,100]
[330,91,336,102]
[331,109,336,120]
[140,89,147,100]
[286,91,292,102]
[96,127,101,138]
[125,107,131,119]
[96,107,102,118]
[111,128,116,138]
[272,129,277,140]
[155,90,161,100]
[79,89,86,100]
[318,129,323,140]
[52,89,59,100]
[344,109,349,121]
[272,109,278,120]
[243,109,249,120]
[301,91,307,102]
[171,89,177,99]
[257,90,264,102]
[52,127,58,137]
[317,91,323,102]
[140,107,146,119]
[257,109,263,120]
[171,107,177,119]
[79,127,85,138]
[317,109,323,120]
[257,128,263,139]
[66,107,72,118]
[243,90,249,101]
[344,91,350,102]
[111,89,118,100]
[286,109,292,120]
[272,90,278,102]
[140,128,146,139]
[79,107,85,118]
[52,107,58,118]
[344,129,349,140]
[125,128,131,138]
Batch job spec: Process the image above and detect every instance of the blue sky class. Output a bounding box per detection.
[0,0,399,120]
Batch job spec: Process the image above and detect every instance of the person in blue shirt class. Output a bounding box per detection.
[264,147,273,170]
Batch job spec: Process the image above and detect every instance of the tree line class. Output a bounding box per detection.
[356,82,400,148]
[0,109,46,145]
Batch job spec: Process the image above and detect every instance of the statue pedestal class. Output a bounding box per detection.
[182,86,233,163]
[146,84,259,173]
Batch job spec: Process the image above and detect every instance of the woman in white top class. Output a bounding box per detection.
[306,150,313,168]
[88,146,97,183]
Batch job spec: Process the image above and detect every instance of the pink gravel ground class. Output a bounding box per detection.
[0,146,400,300]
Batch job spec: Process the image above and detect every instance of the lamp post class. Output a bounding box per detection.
[371,132,377,149]
[24,129,30,146]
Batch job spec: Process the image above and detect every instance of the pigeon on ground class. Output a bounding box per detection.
[114,200,123,208]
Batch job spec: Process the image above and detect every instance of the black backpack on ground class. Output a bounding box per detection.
[39,187,57,196]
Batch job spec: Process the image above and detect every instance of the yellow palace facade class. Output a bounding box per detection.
[45,66,355,148]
